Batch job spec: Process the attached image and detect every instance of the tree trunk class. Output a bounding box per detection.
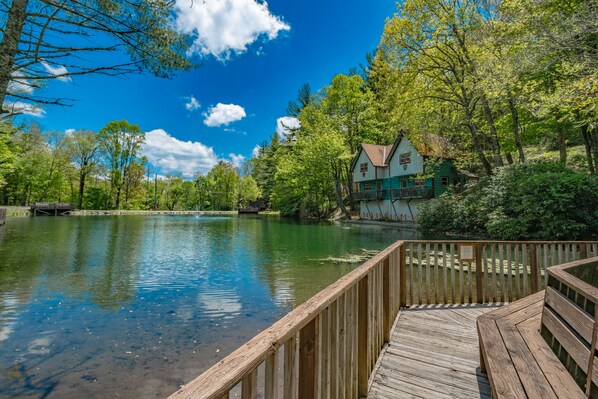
[581,125,595,174]
[78,171,87,209]
[591,127,598,174]
[557,122,567,164]
[334,178,351,219]
[507,93,525,163]
[0,0,28,113]
[481,95,504,167]
[505,152,514,165]
[465,114,493,175]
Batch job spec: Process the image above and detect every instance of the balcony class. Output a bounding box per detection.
[351,190,389,201]
[390,187,434,200]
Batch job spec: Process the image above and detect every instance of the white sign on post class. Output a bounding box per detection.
[459,244,475,262]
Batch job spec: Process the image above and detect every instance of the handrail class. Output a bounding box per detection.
[168,239,598,399]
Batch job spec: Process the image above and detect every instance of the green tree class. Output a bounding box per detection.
[238,175,261,207]
[0,0,192,116]
[98,120,145,209]
[207,161,239,210]
[65,130,100,209]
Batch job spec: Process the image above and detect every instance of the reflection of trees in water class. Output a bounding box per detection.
[90,218,143,309]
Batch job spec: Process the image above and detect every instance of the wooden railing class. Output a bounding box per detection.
[168,240,598,399]
[403,241,598,305]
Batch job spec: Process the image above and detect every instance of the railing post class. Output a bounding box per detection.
[400,244,407,308]
[530,244,538,293]
[299,317,319,399]
[383,257,391,343]
[358,275,369,397]
[580,244,588,260]
[475,243,483,304]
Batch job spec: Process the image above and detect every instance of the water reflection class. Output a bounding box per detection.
[0,216,415,398]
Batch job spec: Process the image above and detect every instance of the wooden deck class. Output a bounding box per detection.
[368,304,500,399]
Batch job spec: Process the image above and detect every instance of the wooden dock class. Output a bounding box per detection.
[368,304,496,399]
[167,240,598,399]
[30,202,75,216]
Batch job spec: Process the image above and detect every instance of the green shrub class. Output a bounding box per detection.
[419,162,598,240]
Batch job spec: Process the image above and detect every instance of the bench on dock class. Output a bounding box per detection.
[477,260,598,399]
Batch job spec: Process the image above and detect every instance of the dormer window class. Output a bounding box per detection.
[360,162,368,173]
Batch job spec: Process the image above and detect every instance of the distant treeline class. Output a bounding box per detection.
[0,120,260,211]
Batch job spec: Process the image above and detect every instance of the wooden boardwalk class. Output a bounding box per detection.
[368,304,501,399]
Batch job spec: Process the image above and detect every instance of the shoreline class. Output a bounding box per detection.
[72,210,238,216]
[342,219,420,230]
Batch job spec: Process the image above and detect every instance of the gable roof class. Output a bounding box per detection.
[387,133,455,162]
[350,143,393,172]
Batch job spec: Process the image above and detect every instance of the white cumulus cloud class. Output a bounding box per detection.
[143,129,219,177]
[252,145,261,158]
[185,95,201,111]
[174,0,290,61]
[276,116,300,138]
[204,103,246,127]
[41,61,71,82]
[4,101,46,117]
[229,153,245,168]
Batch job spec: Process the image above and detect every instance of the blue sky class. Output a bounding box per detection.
[14,0,396,177]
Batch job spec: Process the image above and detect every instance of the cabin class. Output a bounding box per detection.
[350,133,463,221]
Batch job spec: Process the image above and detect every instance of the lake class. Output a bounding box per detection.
[0,215,418,398]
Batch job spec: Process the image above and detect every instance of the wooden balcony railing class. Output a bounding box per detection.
[390,187,434,200]
[168,240,598,399]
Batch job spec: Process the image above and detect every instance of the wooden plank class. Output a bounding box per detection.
[418,244,423,305]
[542,306,593,382]
[329,300,337,398]
[499,243,505,303]
[433,243,439,304]
[585,309,598,396]
[507,244,512,302]
[345,286,355,399]
[337,293,346,397]
[491,244,497,302]
[241,368,257,399]
[404,244,413,308]
[544,244,549,289]
[284,336,297,399]
[299,318,318,399]
[264,351,279,399]
[319,307,329,399]
[530,244,538,293]
[523,243,528,297]
[408,243,414,306]
[476,244,483,304]
[544,286,594,343]
[443,243,448,304]
[477,318,529,398]
[518,315,586,399]
[483,291,545,320]
[358,276,369,397]
[482,245,488,303]
[515,244,521,300]
[383,258,391,343]
[450,243,456,304]
[459,246,464,304]
[426,243,431,305]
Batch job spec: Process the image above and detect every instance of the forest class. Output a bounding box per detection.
[1,0,597,235]
[248,0,598,238]
[0,119,261,211]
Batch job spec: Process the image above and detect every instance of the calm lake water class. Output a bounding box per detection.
[0,215,418,398]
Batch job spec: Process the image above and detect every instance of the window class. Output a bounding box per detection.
[364,183,373,192]
[441,176,449,187]
[376,181,382,191]
[414,178,425,187]
[399,152,412,165]
[400,179,408,188]
[360,162,368,173]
